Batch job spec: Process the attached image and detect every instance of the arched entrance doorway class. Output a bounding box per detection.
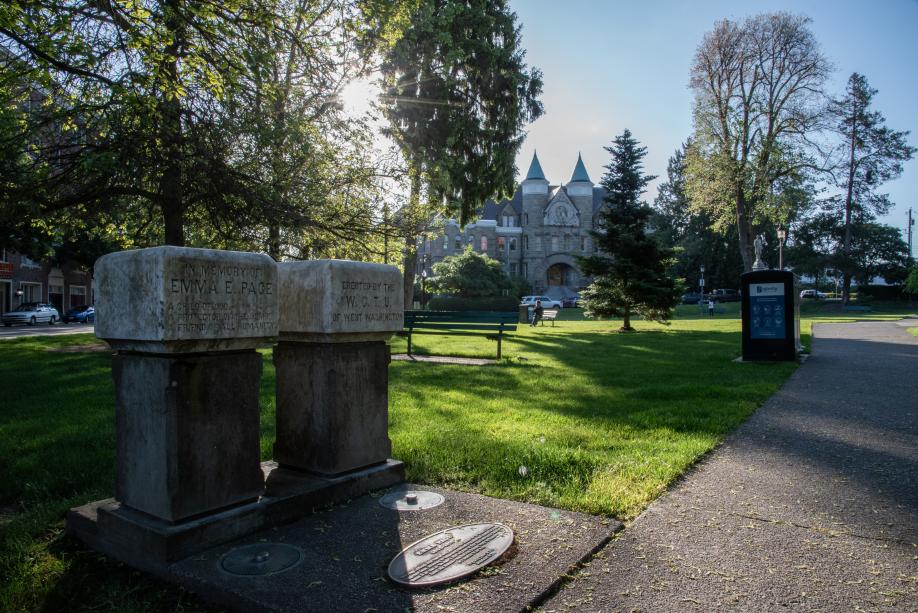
[547,263,575,287]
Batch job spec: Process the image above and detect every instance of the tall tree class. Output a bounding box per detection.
[686,13,830,271]
[827,73,915,302]
[651,142,744,292]
[378,0,543,306]
[0,0,403,251]
[579,130,680,331]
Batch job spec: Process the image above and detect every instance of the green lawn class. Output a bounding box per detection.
[0,302,914,611]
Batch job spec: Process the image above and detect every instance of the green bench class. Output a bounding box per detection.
[843,305,872,313]
[402,310,518,359]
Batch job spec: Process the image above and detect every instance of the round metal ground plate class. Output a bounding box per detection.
[219,543,304,577]
[379,489,445,511]
[387,523,514,587]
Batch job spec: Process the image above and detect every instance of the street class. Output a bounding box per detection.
[0,323,94,340]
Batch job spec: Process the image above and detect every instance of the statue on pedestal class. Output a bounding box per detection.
[752,234,767,270]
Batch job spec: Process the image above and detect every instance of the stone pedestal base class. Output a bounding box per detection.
[113,351,264,522]
[273,341,392,475]
[66,460,405,568]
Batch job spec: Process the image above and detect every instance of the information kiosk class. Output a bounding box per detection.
[740,269,798,361]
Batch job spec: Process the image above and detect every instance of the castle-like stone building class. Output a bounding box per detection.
[418,152,607,297]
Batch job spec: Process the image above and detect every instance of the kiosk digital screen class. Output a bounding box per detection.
[749,282,786,340]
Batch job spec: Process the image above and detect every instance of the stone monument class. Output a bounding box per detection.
[67,251,406,570]
[94,246,278,521]
[274,260,403,475]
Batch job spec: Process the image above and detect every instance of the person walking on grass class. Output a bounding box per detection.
[708,299,715,317]
[531,299,544,326]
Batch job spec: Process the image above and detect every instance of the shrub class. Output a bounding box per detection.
[426,296,520,312]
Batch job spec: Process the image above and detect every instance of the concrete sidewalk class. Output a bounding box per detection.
[544,321,918,612]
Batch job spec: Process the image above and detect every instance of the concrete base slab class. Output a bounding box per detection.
[66,459,405,569]
[164,485,619,613]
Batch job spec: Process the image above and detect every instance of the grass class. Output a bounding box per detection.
[0,301,914,611]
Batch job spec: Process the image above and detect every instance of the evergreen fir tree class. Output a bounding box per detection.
[578,130,681,331]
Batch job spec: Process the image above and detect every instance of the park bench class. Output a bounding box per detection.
[402,310,518,359]
[842,305,872,313]
[539,309,559,326]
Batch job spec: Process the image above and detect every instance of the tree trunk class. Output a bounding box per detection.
[159,2,185,247]
[841,111,858,305]
[268,223,281,261]
[402,249,417,308]
[736,189,754,272]
[621,307,633,331]
[402,169,422,309]
[159,94,184,246]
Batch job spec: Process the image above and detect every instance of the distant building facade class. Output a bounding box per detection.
[417,152,607,296]
[0,247,93,314]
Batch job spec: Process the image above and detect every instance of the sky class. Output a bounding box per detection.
[342,0,918,255]
[508,0,918,254]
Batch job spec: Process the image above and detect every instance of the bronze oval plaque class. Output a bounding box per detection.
[388,523,514,587]
[219,543,303,577]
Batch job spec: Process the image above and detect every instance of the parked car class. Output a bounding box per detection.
[1,302,60,326]
[561,296,580,308]
[707,289,740,302]
[799,289,828,300]
[520,295,563,309]
[63,305,95,324]
[681,292,704,305]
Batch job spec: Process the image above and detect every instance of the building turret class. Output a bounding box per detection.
[566,153,593,197]
[521,152,549,196]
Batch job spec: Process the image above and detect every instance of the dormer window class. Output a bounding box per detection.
[501,215,516,227]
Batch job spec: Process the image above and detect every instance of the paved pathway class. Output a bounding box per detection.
[544,320,918,612]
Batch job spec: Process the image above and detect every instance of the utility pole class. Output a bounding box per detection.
[908,207,914,261]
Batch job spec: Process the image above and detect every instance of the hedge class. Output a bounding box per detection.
[426,296,519,312]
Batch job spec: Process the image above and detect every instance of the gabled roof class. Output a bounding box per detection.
[524,151,547,181]
[481,187,523,220]
[569,153,591,183]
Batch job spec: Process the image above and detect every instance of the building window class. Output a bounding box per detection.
[509,238,517,252]
[21,255,40,269]
[523,213,528,225]
[0,249,7,262]
[480,236,488,252]
[522,263,528,277]
[580,236,586,251]
[455,236,462,251]
[502,215,516,227]
[497,236,506,251]
[551,236,559,252]
[443,235,449,250]
[468,235,475,246]
[19,281,41,303]
[510,263,517,276]
[522,235,528,250]
[69,285,87,308]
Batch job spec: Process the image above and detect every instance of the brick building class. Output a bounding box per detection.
[0,248,93,314]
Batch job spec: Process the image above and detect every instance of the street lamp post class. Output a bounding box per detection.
[420,268,428,309]
[699,264,705,312]
[777,227,787,270]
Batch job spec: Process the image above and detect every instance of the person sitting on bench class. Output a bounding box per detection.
[530,300,543,327]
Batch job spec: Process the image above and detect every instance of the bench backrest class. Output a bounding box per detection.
[404,310,518,331]
[542,309,558,319]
